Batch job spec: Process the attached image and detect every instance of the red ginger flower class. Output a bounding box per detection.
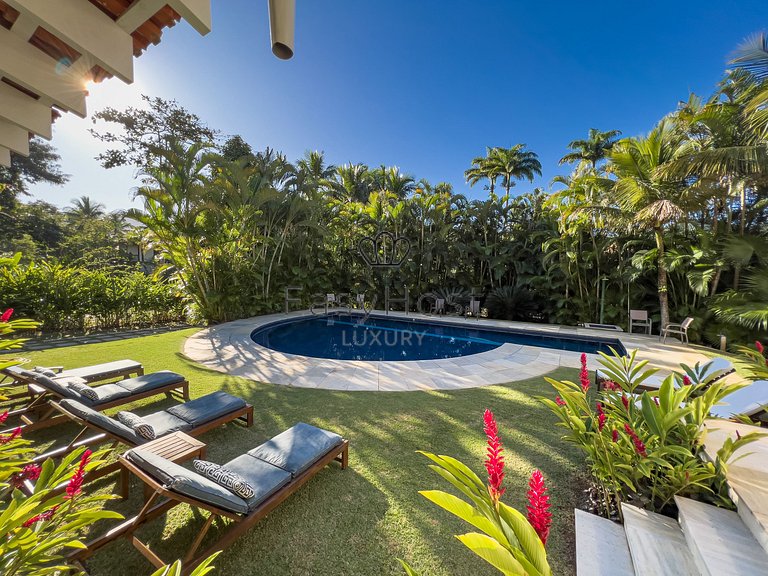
[23,505,59,528]
[0,410,8,425]
[623,424,647,457]
[65,449,91,499]
[621,395,629,411]
[0,427,21,444]
[757,341,765,355]
[483,409,505,503]
[526,469,552,546]
[611,428,619,442]
[555,396,566,406]
[682,375,692,386]
[603,380,620,392]
[0,308,13,322]
[579,353,590,393]
[23,464,41,480]
[596,402,606,431]
[11,464,42,488]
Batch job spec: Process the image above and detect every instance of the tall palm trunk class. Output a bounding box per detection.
[655,226,670,329]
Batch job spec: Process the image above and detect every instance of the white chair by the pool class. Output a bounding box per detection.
[464,299,480,320]
[661,317,694,344]
[430,298,446,315]
[629,309,652,335]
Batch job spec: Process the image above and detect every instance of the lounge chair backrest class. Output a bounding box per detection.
[126,449,249,514]
[436,298,445,309]
[470,300,480,314]
[326,293,336,303]
[681,317,695,329]
[58,399,142,444]
[7,367,72,397]
[630,309,648,321]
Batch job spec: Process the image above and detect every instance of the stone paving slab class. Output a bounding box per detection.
[182,310,714,392]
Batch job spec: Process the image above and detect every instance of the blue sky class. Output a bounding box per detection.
[28,0,768,211]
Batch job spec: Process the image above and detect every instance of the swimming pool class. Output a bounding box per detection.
[250,314,626,361]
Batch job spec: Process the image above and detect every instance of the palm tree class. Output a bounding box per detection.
[67,195,105,219]
[330,163,373,203]
[730,33,768,140]
[609,119,691,328]
[560,128,623,170]
[489,145,542,201]
[465,148,500,197]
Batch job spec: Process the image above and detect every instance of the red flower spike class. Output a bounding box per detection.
[22,505,59,528]
[623,424,647,457]
[0,427,21,444]
[483,409,505,503]
[611,429,619,442]
[555,396,566,406]
[682,375,692,386]
[23,464,41,481]
[596,402,606,431]
[621,395,629,411]
[757,341,765,355]
[0,410,8,425]
[0,308,13,322]
[579,353,590,393]
[65,449,92,499]
[526,469,552,546]
[603,380,620,392]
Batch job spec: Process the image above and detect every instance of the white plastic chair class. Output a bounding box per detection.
[661,317,694,344]
[629,309,652,334]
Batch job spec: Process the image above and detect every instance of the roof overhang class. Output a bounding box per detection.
[0,0,212,167]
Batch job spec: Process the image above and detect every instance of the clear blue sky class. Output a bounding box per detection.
[28,0,768,211]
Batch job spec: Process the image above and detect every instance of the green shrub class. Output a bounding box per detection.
[540,350,762,517]
[0,259,186,332]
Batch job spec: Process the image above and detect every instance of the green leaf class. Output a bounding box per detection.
[456,532,530,576]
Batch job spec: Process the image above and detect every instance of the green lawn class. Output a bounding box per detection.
[19,329,586,576]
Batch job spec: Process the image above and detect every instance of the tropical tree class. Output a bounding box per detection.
[465,147,501,197]
[609,119,692,328]
[559,128,622,170]
[489,145,542,204]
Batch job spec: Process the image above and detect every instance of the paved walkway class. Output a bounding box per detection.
[5,325,192,352]
[183,311,715,392]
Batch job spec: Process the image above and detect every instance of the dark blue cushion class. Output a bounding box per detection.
[58,399,142,444]
[116,371,185,393]
[142,411,191,435]
[125,449,249,515]
[248,422,343,477]
[9,368,72,397]
[74,383,133,405]
[166,391,246,427]
[220,454,291,511]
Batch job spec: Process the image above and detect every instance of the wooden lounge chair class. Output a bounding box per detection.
[39,391,254,463]
[28,359,144,382]
[0,360,144,406]
[2,368,189,433]
[72,422,349,574]
[24,392,254,493]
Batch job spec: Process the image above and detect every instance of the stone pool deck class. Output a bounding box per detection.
[182,311,720,392]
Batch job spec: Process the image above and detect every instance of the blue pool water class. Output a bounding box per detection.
[250,314,625,361]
